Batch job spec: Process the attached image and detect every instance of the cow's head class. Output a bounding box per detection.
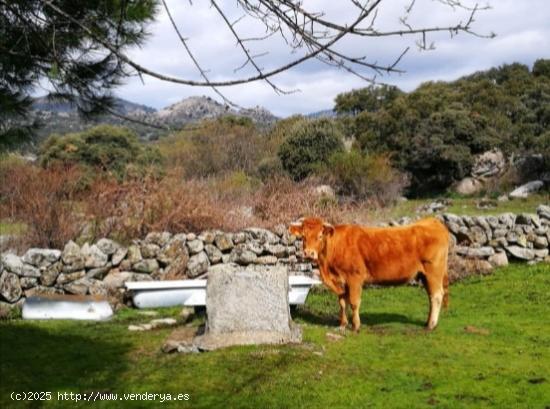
[289,217,334,261]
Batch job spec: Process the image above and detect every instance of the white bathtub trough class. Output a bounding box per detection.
[126,275,321,309]
[22,294,113,320]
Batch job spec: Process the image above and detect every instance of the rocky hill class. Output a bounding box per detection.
[24,95,278,144]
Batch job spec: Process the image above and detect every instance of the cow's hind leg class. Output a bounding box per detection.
[338,294,348,331]
[348,283,362,333]
[422,265,445,331]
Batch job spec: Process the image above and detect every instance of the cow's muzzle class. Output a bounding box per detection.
[304,249,318,260]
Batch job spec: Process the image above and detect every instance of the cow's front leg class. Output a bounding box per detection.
[338,294,348,331]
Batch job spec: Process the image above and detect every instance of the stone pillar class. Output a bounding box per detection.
[194,263,301,350]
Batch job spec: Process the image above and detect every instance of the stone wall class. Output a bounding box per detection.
[1,205,549,315]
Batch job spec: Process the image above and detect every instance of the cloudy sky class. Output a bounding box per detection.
[116,0,550,117]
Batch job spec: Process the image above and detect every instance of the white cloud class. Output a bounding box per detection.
[116,0,550,116]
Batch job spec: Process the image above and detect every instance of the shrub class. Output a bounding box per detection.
[0,161,82,248]
[325,151,409,205]
[158,118,265,178]
[256,156,284,181]
[278,119,344,181]
[39,125,162,179]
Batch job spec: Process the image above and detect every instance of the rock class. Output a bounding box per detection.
[454,177,484,195]
[186,252,210,278]
[446,222,461,235]
[145,231,172,247]
[22,248,61,268]
[87,279,108,297]
[255,255,278,265]
[126,244,142,264]
[61,241,83,265]
[506,246,535,261]
[64,279,90,295]
[198,231,217,244]
[498,213,516,228]
[56,271,86,285]
[516,213,540,226]
[163,252,190,279]
[534,249,549,259]
[103,271,153,288]
[157,236,188,265]
[232,232,246,245]
[140,243,160,259]
[454,246,495,258]
[111,247,128,266]
[488,252,508,267]
[133,259,159,274]
[20,277,39,289]
[244,228,279,244]
[187,239,204,255]
[214,233,234,252]
[85,263,112,279]
[471,149,506,178]
[24,285,63,297]
[1,253,23,274]
[509,181,544,199]
[20,263,41,278]
[95,238,120,255]
[194,264,300,350]
[83,245,108,269]
[246,241,264,255]
[265,244,287,257]
[313,185,335,198]
[469,226,488,245]
[186,233,197,241]
[229,245,257,265]
[534,236,549,249]
[40,261,62,286]
[537,204,550,220]
[0,271,22,302]
[129,318,177,332]
[204,244,223,264]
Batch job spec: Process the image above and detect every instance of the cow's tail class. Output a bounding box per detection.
[442,239,450,309]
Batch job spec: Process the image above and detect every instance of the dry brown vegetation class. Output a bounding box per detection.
[0,158,378,248]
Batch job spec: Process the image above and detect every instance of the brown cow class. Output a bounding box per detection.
[289,217,450,332]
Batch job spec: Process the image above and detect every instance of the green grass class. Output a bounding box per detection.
[376,194,549,221]
[1,263,549,408]
[0,220,26,236]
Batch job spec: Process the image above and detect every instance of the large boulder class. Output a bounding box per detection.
[506,246,535,261]
[194,264,300,350]
[22,248,61,268]
[1,253,23,275]
[157,235,188,265]
[509,181,544,199]
[186,252,209,278]
[61,241,85,268]
[454,177,484,195]
[0,271,22,303]
[96,238,120,255]
[82,244,108,269]
[471,149,506,178]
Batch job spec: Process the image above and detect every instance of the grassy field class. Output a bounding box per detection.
[375,193,549,221]
[1,263,549,408]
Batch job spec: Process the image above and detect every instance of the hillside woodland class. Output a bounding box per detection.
[1,61,549,248]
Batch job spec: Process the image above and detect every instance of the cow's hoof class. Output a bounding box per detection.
[338,325,347,333]
[352,327,361,334]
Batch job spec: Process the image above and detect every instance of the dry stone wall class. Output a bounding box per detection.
[1,205,549,315]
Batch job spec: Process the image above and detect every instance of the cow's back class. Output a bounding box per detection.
[326,218,449,285]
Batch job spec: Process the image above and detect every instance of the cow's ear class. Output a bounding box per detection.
[323,222,335,236]
[289,222,303,237]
